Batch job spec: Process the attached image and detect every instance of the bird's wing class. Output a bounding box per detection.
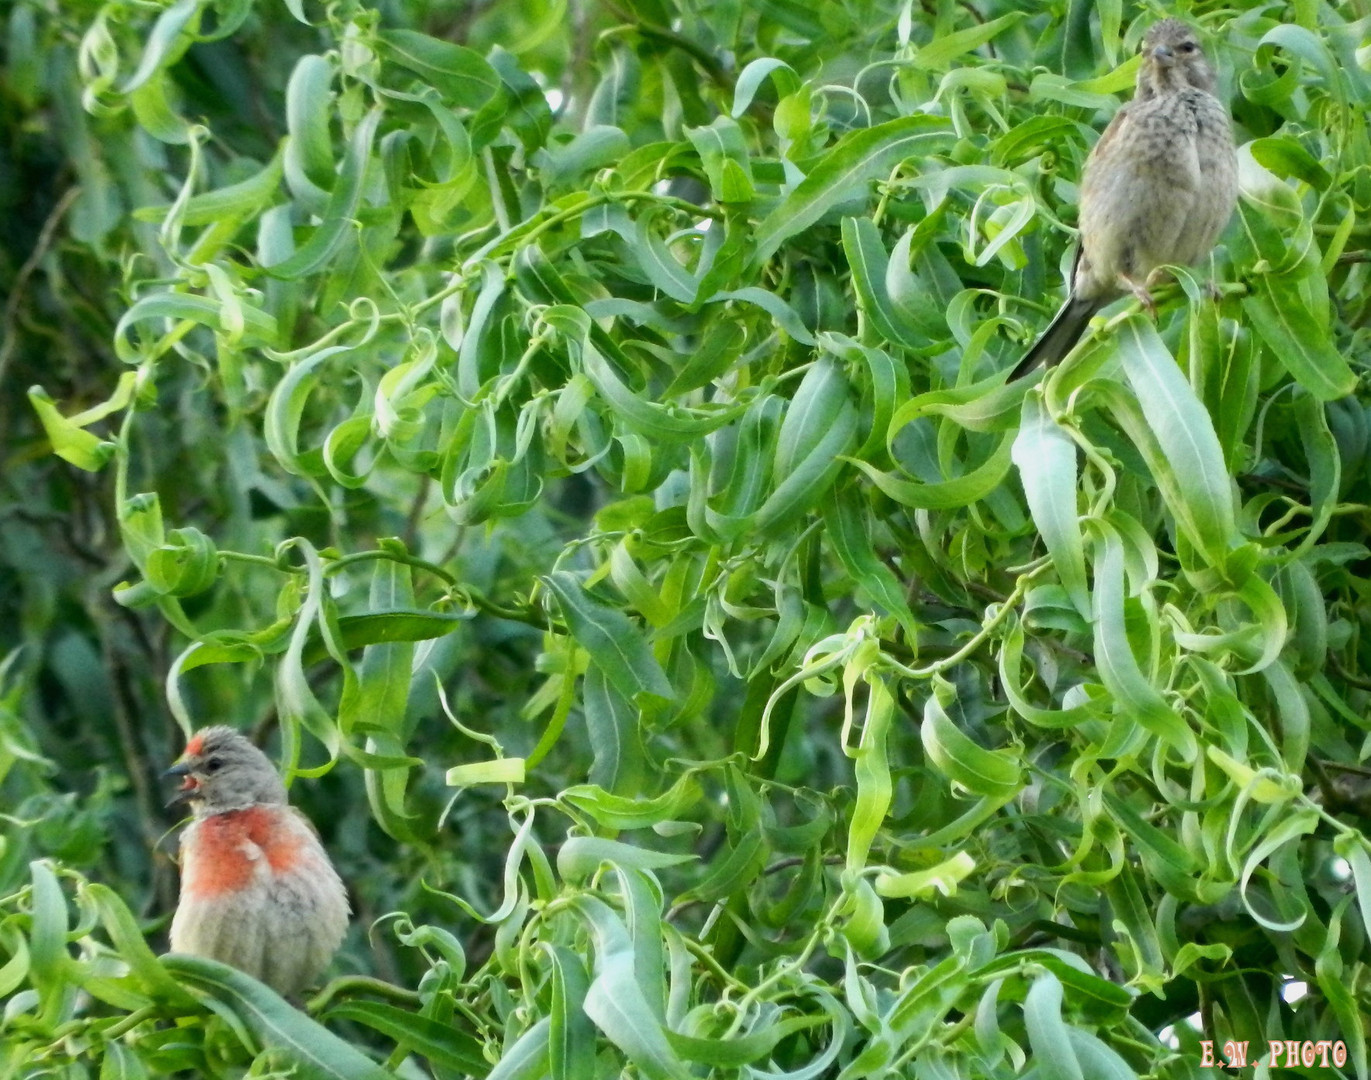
[1084,103,1133,172]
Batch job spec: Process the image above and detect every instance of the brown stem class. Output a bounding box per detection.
[0,186,83,392]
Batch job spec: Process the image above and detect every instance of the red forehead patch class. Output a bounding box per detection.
[185,733,205,757]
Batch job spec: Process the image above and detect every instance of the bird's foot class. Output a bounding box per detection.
[1121,275,1157,320]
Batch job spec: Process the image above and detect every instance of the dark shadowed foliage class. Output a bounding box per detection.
[1,1,1370,1077]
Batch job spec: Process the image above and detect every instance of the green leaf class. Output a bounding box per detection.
[28,372,137,471]
[82,884,198,1009]
[910,12,1025,69]
[284,55,335,194]
[875,851,975,899]
[1090,523,1197,759]
[731,57,800,117]
[750,116,953,265]
[324,1001,488,1075]
[1063,1029,1138,1080]
[263,108,382,280]
[921,678,1022,800]
[677,829,767,905]
[685,117,754,204]
[100,1041,152,1080]
[120,0,199,94]
[1013,395,1088,618]
[842,217,924,350]
[544,571,673,703]
[160,955,394,1079]
[139,147,285,225]
[1023,973,1084,1080]
[1333,834,1371,953]
[1116,317,1239,560]
[560,773,701,830]
[1249,135,1333,190]
[556,837,696,881]
[1243,279,1356,401]
[822,488,918,641]
[570,898,690,1080]
[377,30,501,108]
[447,758,526,785]
[486,1018,552,1080]
[582,663,645,794]
[706,287,816,345]
[546,945,595,1080]
[849,430,1013,509]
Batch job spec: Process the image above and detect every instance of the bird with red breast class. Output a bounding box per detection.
[165,726,349,998]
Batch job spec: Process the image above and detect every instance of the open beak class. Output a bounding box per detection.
[163,760,198,808]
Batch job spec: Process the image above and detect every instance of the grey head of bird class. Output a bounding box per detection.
[164,726,289,816]
[1135,19,1217,98]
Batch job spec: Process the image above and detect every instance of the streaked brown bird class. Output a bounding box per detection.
[1011,18,1238,379]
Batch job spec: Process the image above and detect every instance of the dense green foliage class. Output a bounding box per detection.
[2,0,1371,1076]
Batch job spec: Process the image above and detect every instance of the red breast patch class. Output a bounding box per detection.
[181,806,306,898]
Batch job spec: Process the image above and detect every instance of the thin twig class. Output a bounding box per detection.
[0,186,83,389]
[402,473,432,550]
[1328,655,1371,692]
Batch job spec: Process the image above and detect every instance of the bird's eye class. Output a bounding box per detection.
[204,756,224,774]
[1178,41,1197,53]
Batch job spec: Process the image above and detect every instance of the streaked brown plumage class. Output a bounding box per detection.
[1011,18,1238,379]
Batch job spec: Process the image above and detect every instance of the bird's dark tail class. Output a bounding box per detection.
[1009,294,1103,381]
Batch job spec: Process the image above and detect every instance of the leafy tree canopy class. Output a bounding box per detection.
[1,0,1370,1076]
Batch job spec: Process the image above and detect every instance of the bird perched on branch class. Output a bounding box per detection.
[165,726,349,998]
[1011,18,1238,380]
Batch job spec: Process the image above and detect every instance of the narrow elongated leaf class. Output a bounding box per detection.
[1243,281,1355,401]
[546,945,595,1080]
[1116,318,1238,560]
[1013,395,1088,617]
[160,955,394,1079]
[556,837,695,880]
[264,108,382,280]
[544,571,673,703]
[850,430,1013,509]
[1023,973,1085,1080]
[1091,524,1196,758]
[731,57,800,117]
[1063,1029,1138,1080]
[560,773,700,830]
[921,679,1022,800]
[284,55,335,193]
[751,116,953,265]
[377,30,500,108]
[822,488,917,640]
[324,1001,488,1074]
[571,898,690,1080]
[486,1018,552,1080]
[911,12,1025,69]
[841,217,923,349]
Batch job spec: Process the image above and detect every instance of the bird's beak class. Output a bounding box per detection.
[1152,44,1175,63]
[163,759,197,808]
